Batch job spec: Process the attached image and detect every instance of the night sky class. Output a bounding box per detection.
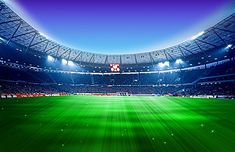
[9,0,235,54]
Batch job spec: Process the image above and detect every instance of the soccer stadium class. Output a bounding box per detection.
[0,0,235,151]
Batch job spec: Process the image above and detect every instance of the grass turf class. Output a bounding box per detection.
[0,96,235,152]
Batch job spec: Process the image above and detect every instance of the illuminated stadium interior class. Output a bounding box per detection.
[0,0,235,152]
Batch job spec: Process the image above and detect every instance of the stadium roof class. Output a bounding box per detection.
[0,0,235,65]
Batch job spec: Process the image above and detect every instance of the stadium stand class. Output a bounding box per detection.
[0,56,235,98]
[0,0,235,98]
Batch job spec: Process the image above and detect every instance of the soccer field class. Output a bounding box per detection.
[0,96,235,152]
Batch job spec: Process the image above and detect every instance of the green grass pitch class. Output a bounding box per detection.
[0,96,235,152]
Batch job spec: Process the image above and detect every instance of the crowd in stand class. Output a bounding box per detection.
[0,50,235,97]
[0,60,235,85]
[182,83,235,96]
[1,81,235,97]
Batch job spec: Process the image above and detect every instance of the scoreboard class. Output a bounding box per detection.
[110,64,120,72]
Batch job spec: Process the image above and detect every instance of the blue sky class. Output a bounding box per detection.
[7,0,235,54]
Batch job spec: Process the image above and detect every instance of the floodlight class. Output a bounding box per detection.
[226,44,232,49]
[47,55,54,62]
[158,61,169,68]
[0,37,4,41]
[158,62,165,68]
[68,61,75,66]
[39,32,47,38]
[62,59,68,65]
[191,31,205,40]
[176,59,183,64]
[164,61,169,67]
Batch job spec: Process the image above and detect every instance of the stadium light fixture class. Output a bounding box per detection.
[176,59,183,64]
[62,59,68,65]
[226,44,232,49]
[68,61,75,66]
[158,62,165,68]
[191,31,205,40]
[0,37,4,41]
[164,61,170,67]
[39,32,47,38]
[158,61,170,68]
[47,55,54,62]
